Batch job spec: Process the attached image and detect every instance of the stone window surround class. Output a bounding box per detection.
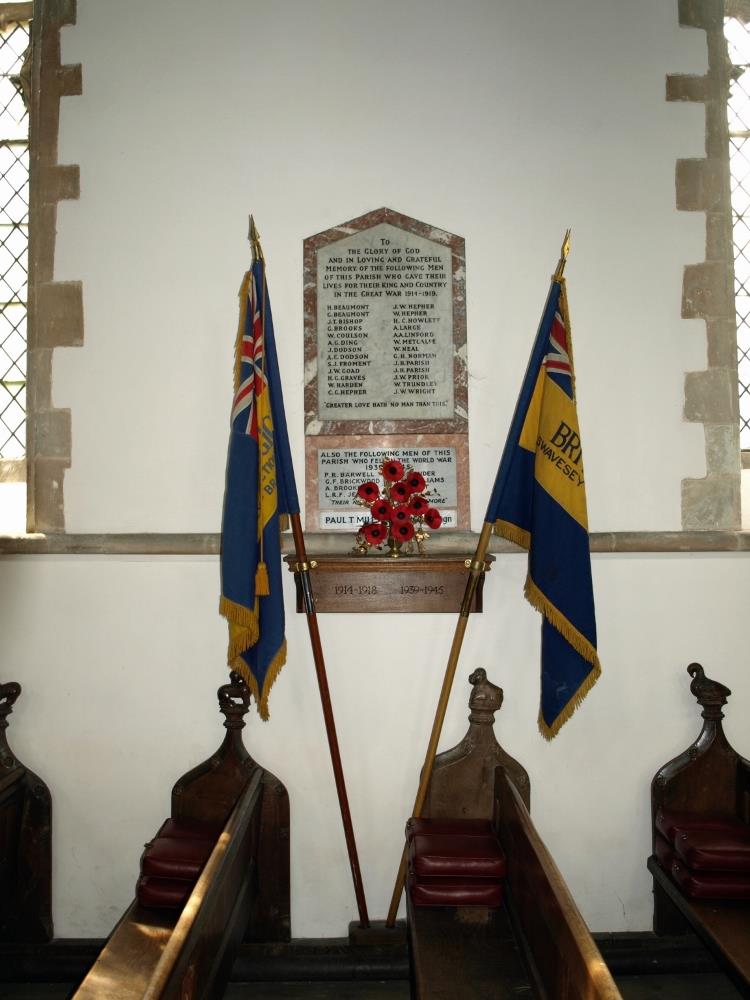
[2,0,749,557]
[674,0,746,528]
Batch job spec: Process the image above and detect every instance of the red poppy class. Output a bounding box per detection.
[391,503,411,524]
[408,495,428,516]
[371,500,393,522]
[390,481,410,502]
[357,481,381,502]
[381,459,405,482]
[406,471,426,494]
[394,521,415,542]
[424,508,443,530]
[361,521,388,545]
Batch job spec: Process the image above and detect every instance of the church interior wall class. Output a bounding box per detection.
[2,0,748,938]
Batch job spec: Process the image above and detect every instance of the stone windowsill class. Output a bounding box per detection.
[0,530,749,555]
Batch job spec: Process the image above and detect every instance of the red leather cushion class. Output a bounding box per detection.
[409,834,506,881]
[155,818,222,842]
[672,826,750,873]
[405,817,494,841]
[653,832,674,873]
[408,874,503,908]
[655,808,744,843]
[136,875,193,909]
[670,859,750,900]
[140,836,214,880]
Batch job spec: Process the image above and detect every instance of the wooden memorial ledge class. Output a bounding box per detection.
[284,552,494,613]
[649,663,750,998]
[73,673,290,1000]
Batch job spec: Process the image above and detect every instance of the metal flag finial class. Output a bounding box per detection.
[248,215,264,263]
[554,228,572,281]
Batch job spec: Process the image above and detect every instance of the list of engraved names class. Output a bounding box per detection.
[317,223,453,422]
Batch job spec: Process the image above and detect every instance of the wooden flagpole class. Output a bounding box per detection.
[250,218,370,929]
[385,232,572,927]
[384,522,492,926]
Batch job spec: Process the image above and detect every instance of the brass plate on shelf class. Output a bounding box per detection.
[284,554,493,614]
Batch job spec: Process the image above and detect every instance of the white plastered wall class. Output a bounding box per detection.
[3,0,748,937]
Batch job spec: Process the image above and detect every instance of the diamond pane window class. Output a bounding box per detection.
[0,17,28,461]
[725,17,750,451]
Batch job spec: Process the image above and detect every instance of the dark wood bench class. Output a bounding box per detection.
[649,662,750,998]
[0,681,52,943]
[73,672,289,999]
[407,669,620,1000]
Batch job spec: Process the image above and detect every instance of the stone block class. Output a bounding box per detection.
[704,424,742,475]
[676,159,726,212]
[30,457,68,533]
[37,281,83,348]
[681,475,741,530]
[705,212,733,261]
[706,318,740,369]
[682,261,733,319]
[684,368,739,423]
[58,64,82,97]
[678,0,724,30]
[32,408,71,460]
[42,164,80,202]
[666,74,708,103]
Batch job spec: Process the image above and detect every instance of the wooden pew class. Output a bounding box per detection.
[0,681,52,943]
[649,663,750,998]
[74,672,289,999]
[407,669,620,1000]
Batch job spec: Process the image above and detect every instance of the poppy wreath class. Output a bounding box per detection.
[353,457,442,554]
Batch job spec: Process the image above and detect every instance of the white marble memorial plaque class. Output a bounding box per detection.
[317,223,453,422]
[316,445,457,531]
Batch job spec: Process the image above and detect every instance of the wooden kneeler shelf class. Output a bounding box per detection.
[284,553,494,613]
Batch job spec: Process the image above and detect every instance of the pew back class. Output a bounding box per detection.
[74,769,262,1000]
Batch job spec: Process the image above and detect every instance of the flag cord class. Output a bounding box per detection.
[385,520,494,927]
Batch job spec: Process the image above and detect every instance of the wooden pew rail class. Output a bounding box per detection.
[73,672,289,1000]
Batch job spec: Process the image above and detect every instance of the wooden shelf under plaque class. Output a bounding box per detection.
[284,553,494,614]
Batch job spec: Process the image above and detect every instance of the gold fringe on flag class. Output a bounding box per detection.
[523,575,602,741]
[219,594,259,661]
[230,639,287,722]
[537,664,600,741]
[493,518,530,550]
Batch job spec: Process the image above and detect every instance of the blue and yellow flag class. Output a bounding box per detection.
[485,276,600,739]
[219,258,299,719]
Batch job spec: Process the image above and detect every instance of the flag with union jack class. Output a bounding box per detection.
[219,258,299,719]
[485,275,600,739]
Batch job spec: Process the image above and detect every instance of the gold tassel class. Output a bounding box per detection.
[255,561,270,596]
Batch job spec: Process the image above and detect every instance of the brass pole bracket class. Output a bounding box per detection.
[293,559,317,573]
[465,558,486,572]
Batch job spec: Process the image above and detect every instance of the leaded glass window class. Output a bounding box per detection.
[725,15,750,451]
[0,15,28,464]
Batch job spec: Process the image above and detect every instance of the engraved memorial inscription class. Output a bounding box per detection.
[317,223,453,421]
